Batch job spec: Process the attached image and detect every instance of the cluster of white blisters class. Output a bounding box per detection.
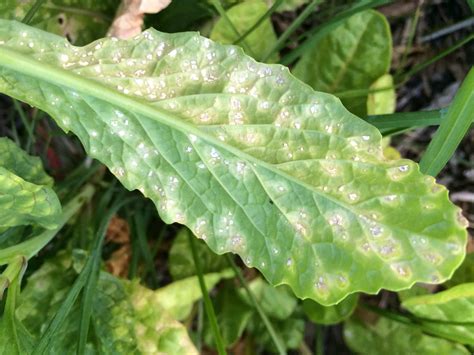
[4,23,468,302]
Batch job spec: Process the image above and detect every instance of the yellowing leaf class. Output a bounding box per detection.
[0,20,467,305]
[367,74,396,115]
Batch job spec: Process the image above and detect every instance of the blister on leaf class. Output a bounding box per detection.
[0,20,467,305]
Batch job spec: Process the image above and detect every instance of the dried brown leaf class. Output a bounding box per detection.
[108,0,172,39]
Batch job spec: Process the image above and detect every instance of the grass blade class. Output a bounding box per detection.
[262,0,322,62]
[396,34,474,84]
[12,100,35,153]
[132,209,159,288]
[394,1,423,78]
[233,0,285,45]
[77,195,136,353]
[22,0,46,25]
[33,259,93,354]
[419,67,474,176]
[365,109,447,129]
[188,233,226,355]
[210,0,257,58]
[226,255,286,355]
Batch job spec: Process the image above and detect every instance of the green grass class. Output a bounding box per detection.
[420,67,474,176]
[0,1,472,354]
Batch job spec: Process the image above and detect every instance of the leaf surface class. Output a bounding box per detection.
[169,228,228,280]
[293,10,391,116]
[445,253,474,288]
[344,316,470,355]
[0,20,467,305]
[204,282,254,347]
[210,0,278,62]
[303,293,358,324]
[0,257,34,355]
[241,278,297,320]
[267,0,313,12]
[0,137,61,230]
[402,283,474,344]
[140,269,233,320]
[367,74,395,115]
[16,252,198,354]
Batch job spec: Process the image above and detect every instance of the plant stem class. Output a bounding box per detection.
[189,234,226,355]
[420,16,474,42]
[22,0,46,24]
[226,254,286,355]
[394,0,423,78]
[12,100,35,153]
[420,67,474,176]
[234,0,284,45]
[396,34,474,84]
[133,210,159,288]
[262,0,322,62]
[0,256,27,300]
[210,0,257,58]
[315,325,324,355]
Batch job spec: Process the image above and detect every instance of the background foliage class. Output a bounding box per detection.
[0,0,472,354]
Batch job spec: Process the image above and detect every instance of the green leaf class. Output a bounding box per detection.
[137,269,234,321]
[0,0,115,45]
[248,313,305,352]
[344,316,470,355]
[169,228,228,280]
[445,253,474,288]
[0,137,53,186]
[210,0,278,62]
[241,278,297,320]
[293,10,391,116]
[266,0,313,12]
[0,137,61,230]
[0,257,33,355]
[147,0,215,33]
[396,284,430,302]
[0,20,468,305]
[303,293,358,324]
[402,283,474,345]
[204,282,254,347]
[16,252,92,352]
[367,74,396,115]
[16,252,198,354]
[0,184,94,265]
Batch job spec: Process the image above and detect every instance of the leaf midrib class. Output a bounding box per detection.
[0,42,451,242]
[0,45,352,209]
